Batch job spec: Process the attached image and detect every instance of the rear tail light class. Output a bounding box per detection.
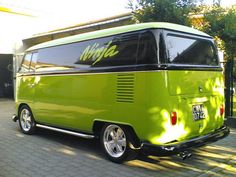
[171,112,177,125]
[220,105,224,116]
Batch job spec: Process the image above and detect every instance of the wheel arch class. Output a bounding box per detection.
[92,120,141,149]
[18,103,30,116]
[18,103,37,135]
[18,103,35,122]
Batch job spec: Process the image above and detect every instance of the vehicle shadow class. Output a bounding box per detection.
[126,129,236,176]
[6,98,236,176]
[35,127,103,155]
[21,126,236,176]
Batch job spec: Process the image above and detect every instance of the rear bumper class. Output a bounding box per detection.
[141,125,230,156]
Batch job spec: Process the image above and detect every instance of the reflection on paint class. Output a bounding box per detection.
[150,109,189,144]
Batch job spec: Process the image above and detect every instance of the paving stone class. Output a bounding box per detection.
[0,99,235,177]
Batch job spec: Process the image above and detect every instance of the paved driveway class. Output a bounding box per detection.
[0,99,235,177]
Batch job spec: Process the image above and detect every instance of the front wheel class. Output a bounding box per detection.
[19,105,36,135]
[100,124,136,163]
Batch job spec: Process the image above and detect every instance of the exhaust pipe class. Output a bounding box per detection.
[179,151,192,160]
[12,114,18,122]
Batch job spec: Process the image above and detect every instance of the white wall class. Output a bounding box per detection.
[0,11,51,54]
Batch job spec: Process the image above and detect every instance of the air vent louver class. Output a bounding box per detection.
[116,73,135,103]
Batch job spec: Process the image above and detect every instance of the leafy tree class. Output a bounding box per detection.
[221,7,236,59]
[128,0,197,25]
[128,0,236,60]
[193,5,236,59]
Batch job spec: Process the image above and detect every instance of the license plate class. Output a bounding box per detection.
[192,104,205,121]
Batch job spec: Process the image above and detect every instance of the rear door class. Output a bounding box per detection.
[163,30,224,139]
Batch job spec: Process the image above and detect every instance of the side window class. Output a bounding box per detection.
[36,33,140,72]
[74,36,117,67]
[19,53,32,72]
[75,33,139,67]
[159,33,166,63]
[30,52,38,71]
[37,44,79,71]
[37,38,118,71]
[166,34,218,66]
[137,31,157,64]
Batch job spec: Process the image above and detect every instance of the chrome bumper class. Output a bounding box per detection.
[142,125,230,156]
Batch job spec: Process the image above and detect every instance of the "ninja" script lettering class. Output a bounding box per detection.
[80,41,119,65]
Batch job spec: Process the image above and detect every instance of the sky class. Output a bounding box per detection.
[0,0,235,53]
[28,0,236,29]
[0,0,131,53]
[0,0,235,30]
[25,0,131,29]
[56,0,130,27]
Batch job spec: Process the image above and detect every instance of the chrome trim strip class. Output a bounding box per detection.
[36,124,94,139]
[16,64,222,77]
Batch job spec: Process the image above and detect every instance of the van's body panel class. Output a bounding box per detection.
[15,22,228,154]
[15,70,225,145]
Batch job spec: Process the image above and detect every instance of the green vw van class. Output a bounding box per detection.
[13,22,229,163]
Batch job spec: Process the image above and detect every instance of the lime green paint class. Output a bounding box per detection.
[15,70,224,145]
[15,22,225,146]
[80,41,119,65]
[142,70,224,145]
[27,22,210,52]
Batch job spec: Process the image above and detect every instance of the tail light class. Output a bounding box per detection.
[171,112,177,125]
[220,105,224,116]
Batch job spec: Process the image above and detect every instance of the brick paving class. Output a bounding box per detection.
[0,99,235,177]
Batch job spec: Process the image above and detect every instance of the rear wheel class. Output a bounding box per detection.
[100,124,136,163]
[19,105,36,134]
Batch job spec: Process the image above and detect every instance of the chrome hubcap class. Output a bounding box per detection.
[20,109,32,132]
[103,125,126,158]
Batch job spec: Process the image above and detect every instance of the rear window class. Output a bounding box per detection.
[166,35,218,66]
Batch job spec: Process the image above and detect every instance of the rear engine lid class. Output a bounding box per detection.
[168,70,223,96]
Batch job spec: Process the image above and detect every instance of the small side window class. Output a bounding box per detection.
[19,53,32,72]
[159,33,166,63]
[137,31,157,64]
[30,52,38,71]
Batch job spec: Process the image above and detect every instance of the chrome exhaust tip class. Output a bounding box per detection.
[12,114,18,122]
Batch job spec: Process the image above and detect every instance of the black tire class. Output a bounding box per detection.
[100,123,137,163]
[18,105,36,135]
